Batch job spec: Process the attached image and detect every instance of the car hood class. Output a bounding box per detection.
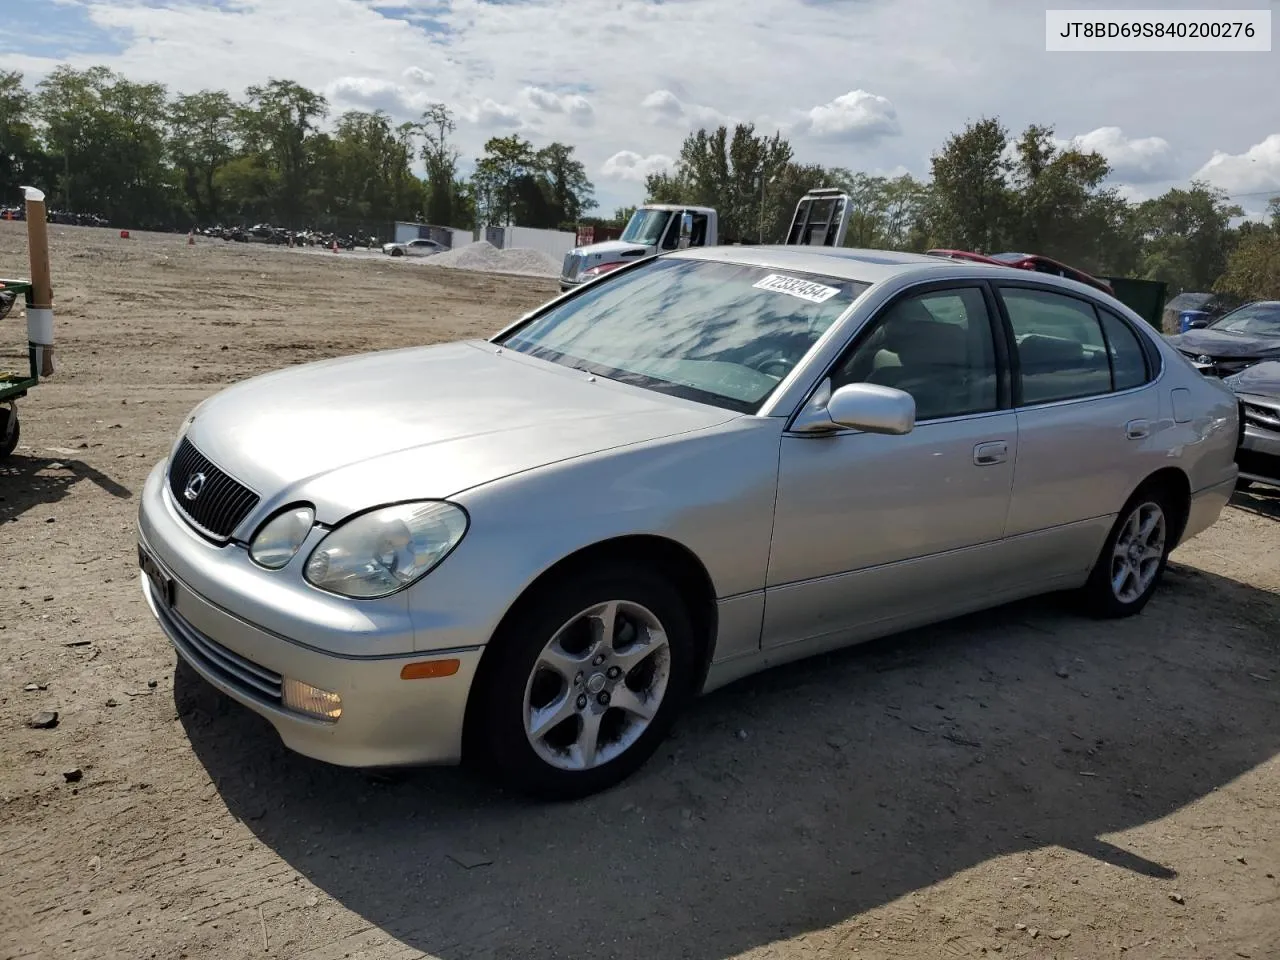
[580,240,652,260]
[1167,328,1280,359]
[180,340,738,522]
[1225,360,1280,398]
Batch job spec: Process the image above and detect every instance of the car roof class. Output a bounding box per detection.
[669,244,1059,284]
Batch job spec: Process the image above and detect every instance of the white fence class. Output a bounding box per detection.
[484,225,576,261]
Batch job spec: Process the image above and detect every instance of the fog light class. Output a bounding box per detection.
[282,678,342,721]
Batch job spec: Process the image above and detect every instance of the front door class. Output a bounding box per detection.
[764,283,1017,649]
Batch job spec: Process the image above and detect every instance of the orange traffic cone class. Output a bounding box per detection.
[331,240,339,253]
[119,229,131,239]
[187,230,195,246]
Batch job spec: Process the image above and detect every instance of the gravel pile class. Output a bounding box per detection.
[428,240,561,278]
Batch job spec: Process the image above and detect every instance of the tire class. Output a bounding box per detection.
[0,407,18,459]
[468,564,697,800]
[390,248,404,257]
[1080,484,1177,619]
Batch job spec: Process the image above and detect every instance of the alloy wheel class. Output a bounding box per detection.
[522,600,671,771]
[1110,501,1166,604]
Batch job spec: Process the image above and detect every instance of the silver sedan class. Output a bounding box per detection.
[137,247,1240,798]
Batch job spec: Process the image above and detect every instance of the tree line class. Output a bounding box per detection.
[0,66,1276,299]
[648,119,1279,301]
[0,66,595,236]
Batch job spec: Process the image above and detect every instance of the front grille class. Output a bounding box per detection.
[562,252,582,279]
[1244,401,1280,433]
[157,597,283,705]
[167,437,260,541]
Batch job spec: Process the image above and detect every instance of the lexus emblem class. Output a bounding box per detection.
[183,471,207,501]
[1196,355,1213,365]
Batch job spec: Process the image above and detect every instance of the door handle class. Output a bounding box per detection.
[973,440,1008,466]
[1125,419,1150,440]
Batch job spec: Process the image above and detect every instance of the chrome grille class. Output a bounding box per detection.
[167,437,260,542]
[1244,401,1280,433]
[562,252,583,279]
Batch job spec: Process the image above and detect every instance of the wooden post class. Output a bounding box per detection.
[22,186,54,377]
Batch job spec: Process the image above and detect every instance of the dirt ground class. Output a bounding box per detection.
[1,222,1278,960]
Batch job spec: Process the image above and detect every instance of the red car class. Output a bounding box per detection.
[926,248,1115,296]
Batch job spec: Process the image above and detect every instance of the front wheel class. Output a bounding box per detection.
[1080,486,1175,618]
[469,565,697,800]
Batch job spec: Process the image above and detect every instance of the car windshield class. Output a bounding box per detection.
[497,257,869,413]
[620,209,674,246]
[1211,302,1280,337]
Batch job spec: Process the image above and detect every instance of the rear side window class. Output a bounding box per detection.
[1000,287,1112,404]
[1097,308,1150,390]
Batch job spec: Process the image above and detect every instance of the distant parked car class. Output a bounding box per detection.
[138,246,1239,798]
[926,249,1115,296]
[1223,360,1280,491]
[1166,301,1280,377]
[383,238,445,258]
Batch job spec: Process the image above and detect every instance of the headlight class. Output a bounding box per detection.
[249,506,316,569]
[303,501,468,599]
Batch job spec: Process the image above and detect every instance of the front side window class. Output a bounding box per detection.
[831,287,999,421]
[498,258,868,413]
[1000,287,1112,405]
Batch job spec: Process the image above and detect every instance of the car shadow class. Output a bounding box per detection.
[177,564,1280,960]
[0,453,132,524]
[1232,482,1280,521]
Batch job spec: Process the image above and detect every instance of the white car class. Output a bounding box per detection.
[383,238,446,258]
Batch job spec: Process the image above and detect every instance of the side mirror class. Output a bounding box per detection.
[677,212,693,249]
[792,381,916,435]
[1187,318,1209,330]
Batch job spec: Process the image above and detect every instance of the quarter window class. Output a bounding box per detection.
[831,287,999,421]
[1098,308,1151,390]
[1000,288,1112,405]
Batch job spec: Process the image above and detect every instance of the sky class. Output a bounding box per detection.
[1,0,1278,218]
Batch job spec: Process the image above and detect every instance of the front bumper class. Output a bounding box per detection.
[1237,423,1280,488]
[137,462,484,768]
[558,275,582,292]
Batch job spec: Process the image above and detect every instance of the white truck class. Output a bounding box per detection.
[557,189,852,292]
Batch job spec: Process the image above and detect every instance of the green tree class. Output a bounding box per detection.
[0,71,46,202]
[536,142,595,227]
[928,117,1013,254]
[238,79,328,224]
[473,134,536,226]
[1136,182,1243,292]
[169,90,237,223]
[421,103,459,226]
[1215,197,1280,301]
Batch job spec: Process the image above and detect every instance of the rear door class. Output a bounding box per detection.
[995,282,1164,583]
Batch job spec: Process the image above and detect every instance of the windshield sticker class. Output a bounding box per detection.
[752,274,840,304]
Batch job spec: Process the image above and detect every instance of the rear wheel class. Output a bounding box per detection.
[1080,485,1175,618]
[469,565,696,800]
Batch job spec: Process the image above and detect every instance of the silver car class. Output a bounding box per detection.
[137,247,1240,798]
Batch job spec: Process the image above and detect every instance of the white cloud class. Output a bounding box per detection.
[641,89,726,128]
[10,0,1279,213]
[1060,127,1176,183]
[325,76,431,116]
[1192,134,1280,196]
[460,98,524,129]
[402,66,434,86]
[518,86,594,126]
[792,90,899,143]
[601,151,674,182]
